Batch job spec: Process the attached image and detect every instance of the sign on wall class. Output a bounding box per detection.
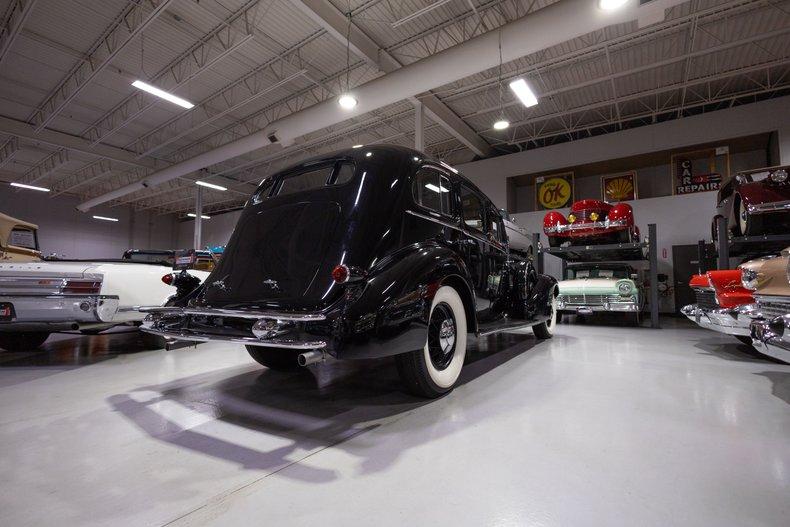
[535,172,574,210]
[671,147,728,195]
[601,171,638,202]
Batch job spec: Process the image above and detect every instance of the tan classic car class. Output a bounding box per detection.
[0,213,41,262]
[748,247,790,363]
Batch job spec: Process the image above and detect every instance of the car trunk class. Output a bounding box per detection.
[201,199,345,309]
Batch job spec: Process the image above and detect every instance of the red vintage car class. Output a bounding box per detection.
[713,165,790,238]
[682,268,757,344]
[543,199,639,248]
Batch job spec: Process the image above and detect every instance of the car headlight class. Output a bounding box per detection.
[770,168,787,183]
[590,212,599,221]
[617,281,633,295]
[741,267,758,290]
[568,214,576,223]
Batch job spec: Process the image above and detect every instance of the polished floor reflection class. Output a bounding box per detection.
[1,319,788,526]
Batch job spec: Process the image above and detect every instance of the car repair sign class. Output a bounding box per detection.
[536,172,574,210]
[672,148,727,195]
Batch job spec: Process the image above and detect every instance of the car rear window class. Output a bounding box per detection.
[278,166,334,197]
[251,162,355,203]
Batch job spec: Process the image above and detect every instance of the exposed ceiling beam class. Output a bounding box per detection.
[0,115,157,170]
[289,0,493,157]
[30,0,175,132]
[0,0,37,67]
[0,137,20,168]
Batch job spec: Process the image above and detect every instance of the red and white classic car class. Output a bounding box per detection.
[681,268,759,344]
[713,165,790,237]
[543,199,639,248]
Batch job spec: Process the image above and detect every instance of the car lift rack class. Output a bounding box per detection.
[705,216,790,269]
[532,224,660,329]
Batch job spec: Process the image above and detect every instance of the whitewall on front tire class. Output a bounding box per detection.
[532,290,557,339]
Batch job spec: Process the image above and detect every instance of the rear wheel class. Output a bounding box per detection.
[532,291,557,339]
[246,346,302,372]
[396,286,467,398]
[0,332,50,352]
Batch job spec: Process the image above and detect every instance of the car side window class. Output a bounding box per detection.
[413,167,455,216]
[487,207,503,242]
[459,184,484,232]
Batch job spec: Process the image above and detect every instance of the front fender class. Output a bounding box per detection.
[527,274,558,319]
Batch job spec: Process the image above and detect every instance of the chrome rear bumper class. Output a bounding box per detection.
[750,315,790,363]
[140,306,329,350]
[681,303,756,337]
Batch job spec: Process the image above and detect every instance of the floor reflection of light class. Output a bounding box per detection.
[772,457,787,486]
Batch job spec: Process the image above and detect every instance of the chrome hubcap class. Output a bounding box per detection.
[439,319,456,354]
[428,303,457,371]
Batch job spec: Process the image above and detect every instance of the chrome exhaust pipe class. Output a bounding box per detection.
[298,350,324,367]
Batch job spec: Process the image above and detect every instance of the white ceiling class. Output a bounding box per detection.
[0,0,788,216]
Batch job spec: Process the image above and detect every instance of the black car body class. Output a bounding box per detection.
[142,146,558,397]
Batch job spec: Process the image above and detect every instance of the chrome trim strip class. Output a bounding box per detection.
[0,294,119,300]
[405,209,506,251]
[140,306,326,321]
[545,219,627,234]
[747,200,790,214]
[141,327,326,349]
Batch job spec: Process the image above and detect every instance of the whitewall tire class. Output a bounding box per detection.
[396,285,467,398]
[532,291,557,339]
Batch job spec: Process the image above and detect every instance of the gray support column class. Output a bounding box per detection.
[648,223,659,329]
[716,215,729,270]
[414,101,424,152]
[194,186,203,250]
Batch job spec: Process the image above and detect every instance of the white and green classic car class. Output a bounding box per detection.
[557,263,644,323]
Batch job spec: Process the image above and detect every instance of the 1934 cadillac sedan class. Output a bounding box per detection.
[142,145,558,397]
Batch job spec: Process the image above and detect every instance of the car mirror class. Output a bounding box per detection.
[630,273,638,280]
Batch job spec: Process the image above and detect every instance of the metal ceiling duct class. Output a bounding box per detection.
[77,0,686,212]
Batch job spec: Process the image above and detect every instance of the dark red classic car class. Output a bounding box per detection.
[713,165,789,238]
[543,199,639,247]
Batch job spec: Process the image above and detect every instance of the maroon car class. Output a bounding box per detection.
[543,199,639,248]
[713,165,790,238]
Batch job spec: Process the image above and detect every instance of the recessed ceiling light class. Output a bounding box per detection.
[92,215,119,222]
[10,182,50,192]
[493,120,510,130]
[132,80,194,109]
[598,0,628,10]
[188,213,211,219]
[339,94,358,109]
[509,78,539,108]
[195,180,227,191]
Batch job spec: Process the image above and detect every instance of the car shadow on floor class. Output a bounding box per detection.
[106,331,558,482]
[0,330,164,386]
[753,371,790,406]
[692,337,781,363]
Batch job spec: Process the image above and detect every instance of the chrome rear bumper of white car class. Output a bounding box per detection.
[681,303,757,337]
[0,294,120,331]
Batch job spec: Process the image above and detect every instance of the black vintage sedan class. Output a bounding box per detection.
[142,145,558,397]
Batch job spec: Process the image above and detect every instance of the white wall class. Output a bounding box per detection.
[0,191,177,258]
[177,209,242,250]
[458,96,790,209]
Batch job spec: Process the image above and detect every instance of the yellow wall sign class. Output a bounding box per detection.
[601,171,638,202]
[535,172,574,210]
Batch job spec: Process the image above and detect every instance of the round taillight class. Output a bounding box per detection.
[161,273,174,285]
[331,264,349,284]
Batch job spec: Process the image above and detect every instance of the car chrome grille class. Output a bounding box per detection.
[694,289,717,310]
[754,296,790,319]
[559,294,621,305]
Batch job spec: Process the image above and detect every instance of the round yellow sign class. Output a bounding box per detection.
[538,177,572,209]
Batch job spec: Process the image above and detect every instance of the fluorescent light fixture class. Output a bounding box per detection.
[598,0,628,10]
[132,80,194,109]
[338,94,358,109]
[352,144,364,148]
[10,182,50,192]
[509,78,539,108]
[188,213,211,219]
[92,215,119,222]
[493,119,510,130]
[391,0,454,28]
[195,180,227,191]
[425,183,449,193]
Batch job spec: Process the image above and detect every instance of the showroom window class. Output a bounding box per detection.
[412,168,453,215]
[459,184,484,232]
